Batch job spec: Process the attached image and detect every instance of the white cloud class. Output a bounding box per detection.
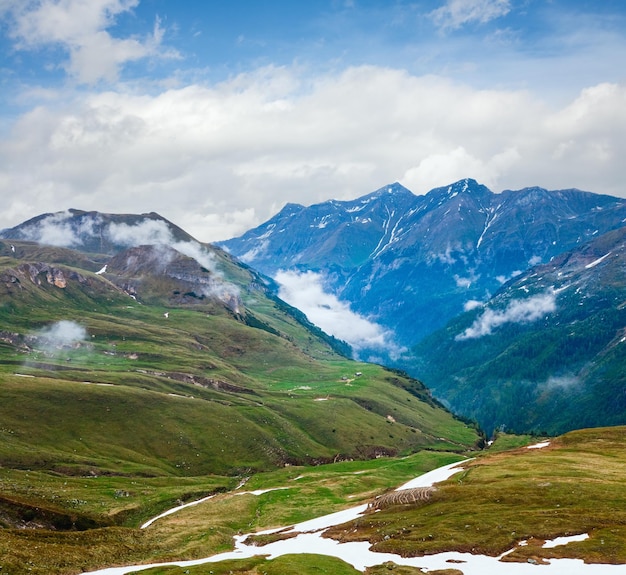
[18,210,82,246]
[275,269,402,357]
[106,219,171,245]
[539,374,582,393]
[402,146,520,194]
[36,320,88,350]
[495,270,522,284]
[184,209,258,248]
[463,299,483,311]
[1,67,625,242]
[15,212,223,275]
[456,291,557,340]
[431,0,511,31]
[3,0,174,83]
[107,220,220,273]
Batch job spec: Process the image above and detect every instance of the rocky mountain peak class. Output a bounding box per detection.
[424,178,493,205]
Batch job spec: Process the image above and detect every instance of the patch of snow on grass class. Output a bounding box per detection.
[397,459,468,491]
[141,495,215,529]
[528,441,551,449]
[543,533,589,548]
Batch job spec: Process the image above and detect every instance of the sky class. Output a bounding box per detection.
[1,0,625,242]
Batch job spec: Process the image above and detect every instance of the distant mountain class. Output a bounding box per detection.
[0,209,352,356]
[409,225,626,436]
[219,179,626,352]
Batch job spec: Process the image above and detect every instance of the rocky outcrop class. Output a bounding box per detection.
[369,486,436,510]
[1,262,91,290]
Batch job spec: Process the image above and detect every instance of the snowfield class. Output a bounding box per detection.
[83,457,623,575]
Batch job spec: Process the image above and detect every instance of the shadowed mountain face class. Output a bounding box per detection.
[410,226,626,436]
[219,179,626,350]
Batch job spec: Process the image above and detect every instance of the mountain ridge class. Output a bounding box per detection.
[217,178,626,435]
[219,178,626,349]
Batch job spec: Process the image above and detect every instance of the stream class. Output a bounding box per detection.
[83,456,625,575]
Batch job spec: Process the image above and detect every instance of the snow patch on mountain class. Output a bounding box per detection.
[240,241,269,263]
[585,252,612,269]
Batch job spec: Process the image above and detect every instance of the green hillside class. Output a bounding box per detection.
[0,235,479,574]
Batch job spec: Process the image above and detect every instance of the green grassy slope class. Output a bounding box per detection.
[0,239,479,573]
[326,426,626,565]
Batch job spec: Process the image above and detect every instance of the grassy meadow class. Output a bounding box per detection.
[2,240,625,574]
[0,243,479,573]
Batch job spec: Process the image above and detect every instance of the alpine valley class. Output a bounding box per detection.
[0,209,481,573]
[1,192,626,573]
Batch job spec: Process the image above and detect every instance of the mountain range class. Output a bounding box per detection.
[3,181,626,438]
[219,179,626,347]
[218,179,626,434]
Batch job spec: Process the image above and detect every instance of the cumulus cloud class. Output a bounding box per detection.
[431,0,511,31]
[1,66,625,242]
[456,291,557,340]
[2,0,175,84]
[275,269,402,357]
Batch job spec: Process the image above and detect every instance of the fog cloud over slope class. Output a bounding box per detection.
[456,291,557,340]
[275,270,403,358]
[34,320,89,353]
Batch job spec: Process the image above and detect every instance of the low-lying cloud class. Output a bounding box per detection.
[35,320,88,352]
[539,374,582,393]
[107,219,173,247]
[17,212,222,276]
[456,291,557,340]
[14,212,242,306]
[275,270,402,358]
[108,220,219,273]
[18,210,102,248]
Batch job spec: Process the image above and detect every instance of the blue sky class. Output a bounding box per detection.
[1,0,625,240]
